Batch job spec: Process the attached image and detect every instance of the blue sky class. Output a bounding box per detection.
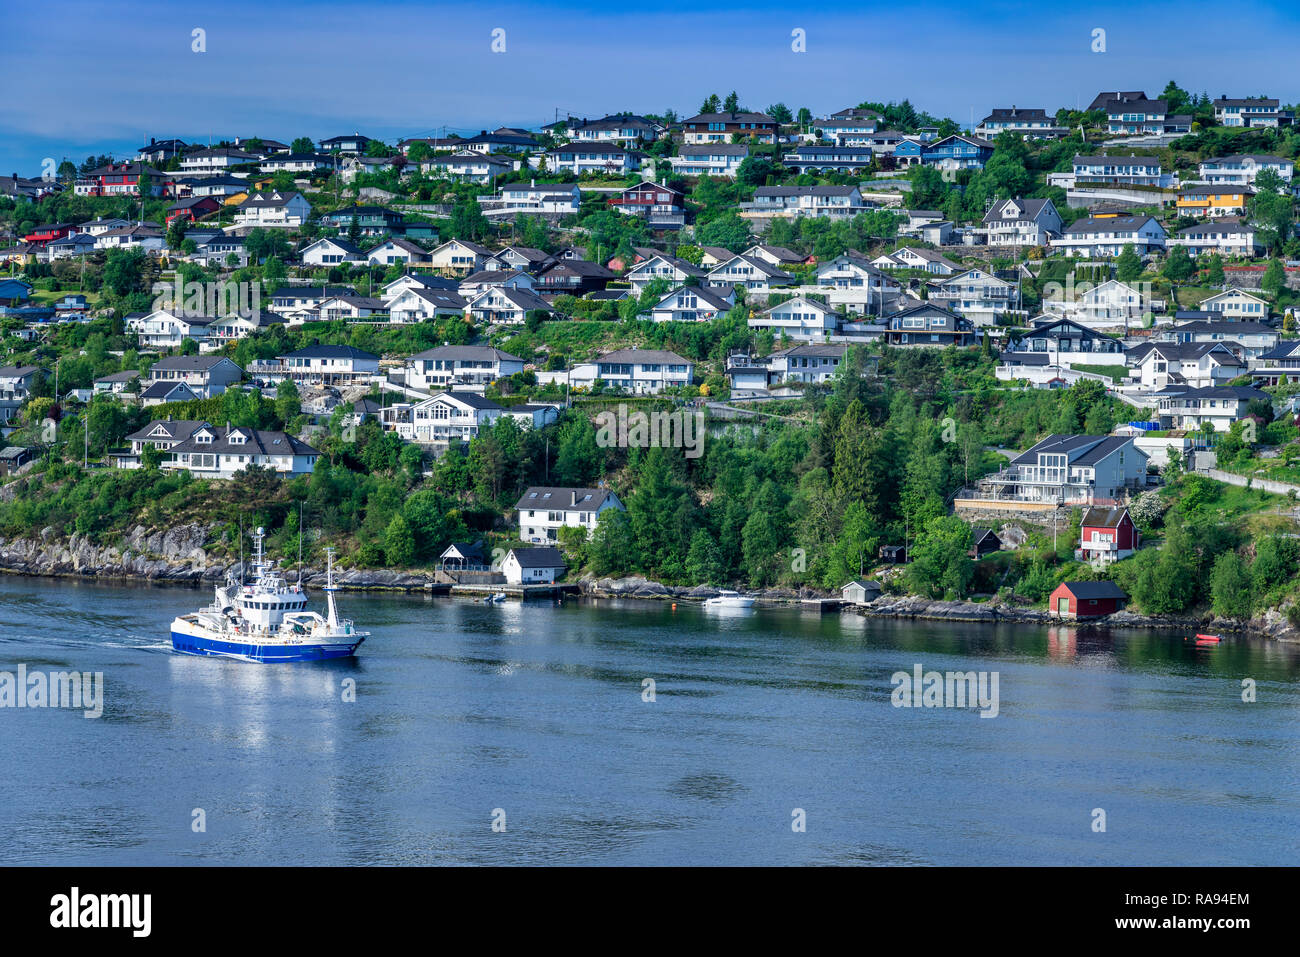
[3,0,1300,173]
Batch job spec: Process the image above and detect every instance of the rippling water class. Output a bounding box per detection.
[0,578,1296,865]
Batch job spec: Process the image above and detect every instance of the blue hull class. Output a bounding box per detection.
[171,630,364,663]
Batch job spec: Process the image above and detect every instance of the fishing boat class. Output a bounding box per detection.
[704,590,756,609]
[170,527,368,663]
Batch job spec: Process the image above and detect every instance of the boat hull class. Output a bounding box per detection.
[170,624,365,663]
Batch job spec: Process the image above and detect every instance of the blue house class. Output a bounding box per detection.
[894,134,994,171]
[0,279,32,306]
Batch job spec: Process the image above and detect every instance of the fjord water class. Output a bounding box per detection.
[1,577,1296,866]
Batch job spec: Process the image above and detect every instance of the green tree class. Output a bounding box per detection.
[1262,259,1286,298]
[1162,245,1194,282]
[384,513,416,567]
[1116,243,1142,283]
[685,529,726,585]
[1210,550,1253,619]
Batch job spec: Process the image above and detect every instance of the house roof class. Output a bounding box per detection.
[140,381,199,400]
[596,348,691,365]
[167,426,319,457]
[409,345,521,362]
[514,486,619,513]
[1058,581,1128,600]
[151,355,237,372]
[281,344,379,360]
[1081,507,1129,528]
[510,547,567,569]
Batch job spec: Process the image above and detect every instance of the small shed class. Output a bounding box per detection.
[1049,580,1129,619]
[840,579,881,604]
[0,446,33,475]
[969,527,1002,558]
[879,544,908,564]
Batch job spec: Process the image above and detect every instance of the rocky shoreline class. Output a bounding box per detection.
[0,529,1293,640]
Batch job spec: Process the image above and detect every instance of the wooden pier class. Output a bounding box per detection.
[449,582,580,600]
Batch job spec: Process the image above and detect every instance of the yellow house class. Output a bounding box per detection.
[222,190,249,206]
[1175,186,1252,218]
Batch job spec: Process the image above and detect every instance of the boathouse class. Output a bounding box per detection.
[1048,580,1129,619]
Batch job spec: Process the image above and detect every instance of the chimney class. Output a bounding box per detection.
[571,491,577,506]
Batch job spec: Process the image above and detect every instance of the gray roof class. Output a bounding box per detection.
[150,355,239,372]
[409,345,522,362]
[510,547,567,569]
[596,348,691,365]
[514,486,619,513]
[1060,581,1128,600]
[167,426,319,457]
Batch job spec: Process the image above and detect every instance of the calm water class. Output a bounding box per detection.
[0,577,1297,866]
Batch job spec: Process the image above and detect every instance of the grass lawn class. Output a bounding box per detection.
[1069,363,1130,383]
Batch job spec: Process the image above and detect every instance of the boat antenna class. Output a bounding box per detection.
[238,519,244,586]
[297,501,303,586]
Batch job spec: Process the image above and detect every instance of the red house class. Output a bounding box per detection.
[166,196,221,224]
[1076,506,1139,565]
[23,223,76,245]
[1049,581,1128,619]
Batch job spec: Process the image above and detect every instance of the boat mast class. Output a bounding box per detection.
[324,547,340,628]
[297,501,303,587]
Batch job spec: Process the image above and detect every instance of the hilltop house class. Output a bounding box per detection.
[381,391,503,445]
[387,287,467,323]
[367,238,431,266]
[403,345,524,391]
[1175,185,1253,219]
[706,254,794,296]
[279,345,379,385]
[145,355,243,399]
[1197,289,1269,320]
[884,303,976,346]
[542,143,646,176]
[818,254,903,313]
[650,285,734,323]
[427,239,493,275]
[465,286,554,325]
[1213,96,1292,128]
[515,486,626,543]
[1198,154,1294,187]
[1051,215,1167,258]
[746,185,870,219]
[568,349,693,394]
[159,425,319,479]
[668,144,749,178]
[1076,507,1140,565]
[1126,341,1244,389]
[969,434,1148,505]
[681,111,777,144]
[980,197,1062,246]
[1156,385,1270,432]
[1002,318,1126,369]
[749,295,840,340]
[233,191,311,228]
[624,254,706,293]
[974,107,1067,139]
[1042,279,1153,328]
[927,268,1020,325]
[1166,219,1262,258]
[300,237,366,266]
[871,247,961,274]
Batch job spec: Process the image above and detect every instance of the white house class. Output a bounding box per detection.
[624,254,706,293]
[706,254,794,296]
[465,286,553,325]
[927,268,1020,326]
[1198,289,1270,320]
[234,191,312,228]
[871,247,961,275]
[404,345,524,391]
[502,547,568,585]
[746,185,870,219]
[1156,386,1271,432]
[1042,279,1152,328]
[980,197,1062,246]
[650,285,734,322]
[382,391,503,445]
[387,287,467,323]
[515,486,625,543]
[300,237,366,267]
[1052,215,1167,258]
[477,182,582,220]
[420,151,514,184]
[750,295,840,340]
[668,144,748,178]
[1004,317,1127,369]
[279,345,380,385]
[1198,154,1294,187]
[569,349,693,394]
[367,238,430,266]
[161,424,319,479]
[1126,341,1244,389]
[128,310,218,349]
[817,254,902,314]
[427,239,493,275]
[542,143,646,176]
[1166,220,1263,258]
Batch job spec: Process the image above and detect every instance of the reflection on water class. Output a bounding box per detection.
[0,579,1297,866]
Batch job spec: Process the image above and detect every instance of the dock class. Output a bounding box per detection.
[449,582,580,600]
[801,598,845,613]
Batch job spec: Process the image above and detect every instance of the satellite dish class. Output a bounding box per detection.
[256,526,264,535]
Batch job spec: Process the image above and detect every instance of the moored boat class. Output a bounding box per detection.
[704,590,756,609]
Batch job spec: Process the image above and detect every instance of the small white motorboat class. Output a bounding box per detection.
[704,590,756,609]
